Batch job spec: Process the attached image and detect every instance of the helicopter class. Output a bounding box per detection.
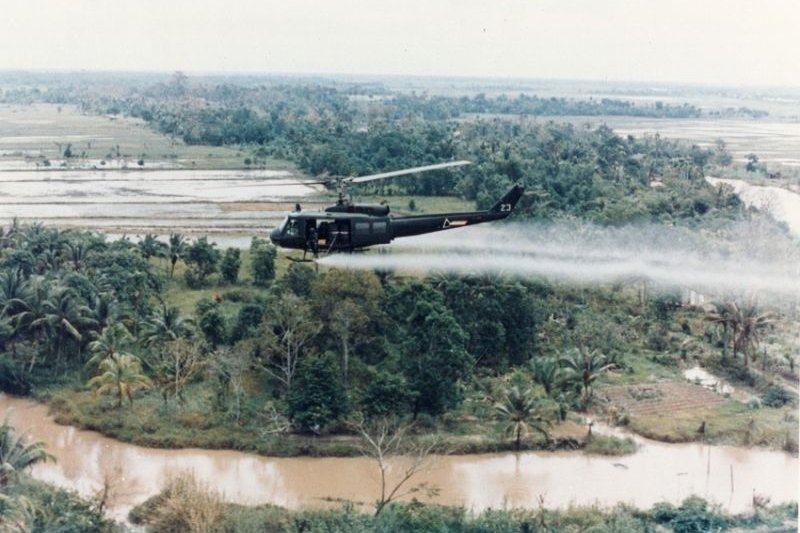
[269,161,524,259]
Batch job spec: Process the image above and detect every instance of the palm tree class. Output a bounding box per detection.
[529,356,560,396]
[706,301,736,361]
[0,419,53,488]
[559,347,614,403]
[27,226,67,274]
[706,300,773,367]
[4,218,22,248]
[86,322,135,370]
[88,293,119,331]
[20,223,46,255]
[63,237,101,272]
[4,277,50,368]
[734,302,773,368]
[0,270,27,310]
[88,353,152,408]
[142,304,195,347]
[138,234,167,261]
[494,385,551,451]
[32,285,96,366]
[166,233,187,279]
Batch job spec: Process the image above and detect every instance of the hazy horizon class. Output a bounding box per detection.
[1,0,797,89]
[2,68,798,93]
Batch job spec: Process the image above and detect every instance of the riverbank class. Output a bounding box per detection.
[131,484,799,533]
[2,393,796,522]
[707,176,800,235]
[21,267,799,459]
[34,370,797,458]
[37,386,588,457]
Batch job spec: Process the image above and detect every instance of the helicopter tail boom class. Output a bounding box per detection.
[389,184,523,239]
[489,184,524,214]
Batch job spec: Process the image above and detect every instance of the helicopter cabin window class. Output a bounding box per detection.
[372,221,387,234]
[354,222,371,235]
[284,218,300,238]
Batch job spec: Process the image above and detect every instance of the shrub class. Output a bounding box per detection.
[199,309,227,348]
[650,501,677,523]
[13,478,116,532]
[375,502,465,533]
[230,303,264,342]
[250,238,276,287]
[762,385,794,408]
[220,248,241,284]
[184,237,221,287]
[129,472,226,533]
[183,269,203,289]
[195,297,217,316]
[583,434,637,456]
[287,354,348,434]
[282,262,317,297]
[668,496,728,533]
[360,371,416,419]
[222,288,258,303]
[747,397,762,409]
[290,506,372,533]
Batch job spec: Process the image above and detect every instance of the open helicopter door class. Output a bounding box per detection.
[317,219,351,253]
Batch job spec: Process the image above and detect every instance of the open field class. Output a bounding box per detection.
[598,382,728,417]
[0,104,477,240]
[0,103,290,170]
[568,116,800,174]
[598,381,797,449]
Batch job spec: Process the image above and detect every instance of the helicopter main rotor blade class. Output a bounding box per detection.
[256,180,329,186]
[345,160,471,184]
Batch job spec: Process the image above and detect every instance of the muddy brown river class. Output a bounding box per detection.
[1,394,796,522]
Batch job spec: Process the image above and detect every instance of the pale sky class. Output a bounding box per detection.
[0,0,798,87]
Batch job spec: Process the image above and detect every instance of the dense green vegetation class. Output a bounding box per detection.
[0,73,796,530]
[1,477,119,532]
[0,73,740,220]
[76,77,749,227]
[0,86,794,453]
[0,212,794,456]
[76,78,742,221]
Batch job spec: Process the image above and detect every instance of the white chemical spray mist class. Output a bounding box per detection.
[318,220,800,300]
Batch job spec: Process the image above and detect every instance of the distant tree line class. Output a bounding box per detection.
[14,77,738,225]
[60,79,743,225]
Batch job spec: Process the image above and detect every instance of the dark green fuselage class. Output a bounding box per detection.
[269,185,523,254]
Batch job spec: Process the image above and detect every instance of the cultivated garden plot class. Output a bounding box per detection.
[597,381,728,417]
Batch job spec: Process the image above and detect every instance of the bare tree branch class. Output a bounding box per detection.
[349,415,440,516]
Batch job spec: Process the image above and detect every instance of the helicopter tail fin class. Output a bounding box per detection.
[489,184,524,214]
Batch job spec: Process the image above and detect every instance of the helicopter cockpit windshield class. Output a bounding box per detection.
[270,215,302,247]
[280,217,300,238]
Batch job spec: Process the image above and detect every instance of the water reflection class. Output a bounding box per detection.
[1,394,796,522]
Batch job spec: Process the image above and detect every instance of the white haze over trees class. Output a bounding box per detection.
[320,219,800,300]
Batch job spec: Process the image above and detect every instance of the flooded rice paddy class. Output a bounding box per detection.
[0,168,322,238]
[1,394,796,522]
[562,116,800,172]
